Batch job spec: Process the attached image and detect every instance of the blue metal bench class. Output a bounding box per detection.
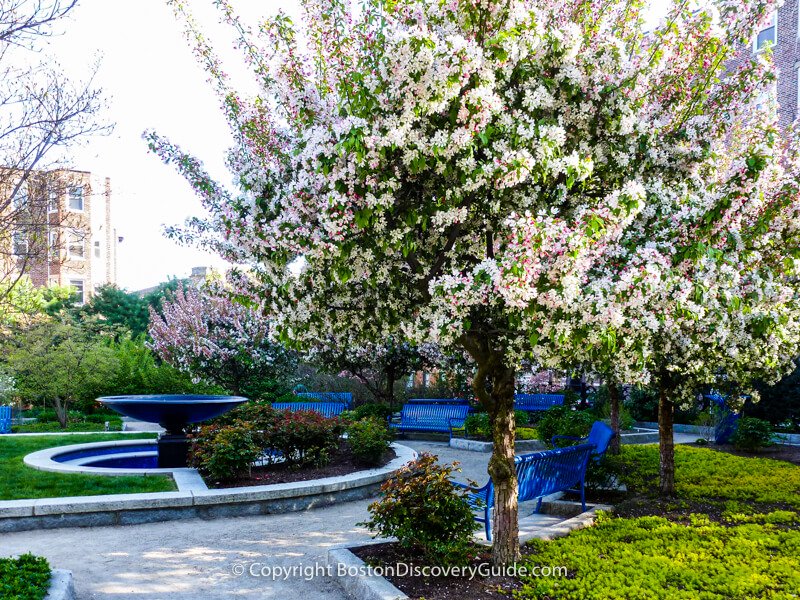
[551,420,614,462]
[514,393,564,412]
[271,402,346,418]
[454,443,594,541]
[0,405,10,434]
[390,403,470,436]
[296,392,353,408]
[406,398,468,405]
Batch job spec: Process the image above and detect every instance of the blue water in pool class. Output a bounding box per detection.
[86,455,159,468]
[53,443,157,468]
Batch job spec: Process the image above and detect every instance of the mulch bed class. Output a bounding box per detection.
[207,443,396,488]
[351,542,535,600]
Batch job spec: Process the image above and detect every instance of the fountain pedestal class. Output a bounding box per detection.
[98,395,248,467]
[157,434,192,468]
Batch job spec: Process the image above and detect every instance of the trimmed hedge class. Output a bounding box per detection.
[0,553,51,600]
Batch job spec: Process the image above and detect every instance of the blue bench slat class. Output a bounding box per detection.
[390,403,470,434]
[406,398,468,405]
[296,392,352,408]
[271,402,346,417]
[455,443,594,541]
[0,405,11,434]
[514,393,564,411]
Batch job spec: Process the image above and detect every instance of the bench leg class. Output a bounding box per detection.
[535,497,543,514]
[580,479,586,512]
[485,505,492,542]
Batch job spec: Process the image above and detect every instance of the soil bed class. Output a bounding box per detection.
[351,541,533,600]
[207,443,396,488]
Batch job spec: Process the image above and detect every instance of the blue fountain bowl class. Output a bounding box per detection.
[98,395,248,432]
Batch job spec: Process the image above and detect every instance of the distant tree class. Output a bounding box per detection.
[8,319,118,427]
[79,279,188,338]
[149,282,296,399]
[311,339,435,411]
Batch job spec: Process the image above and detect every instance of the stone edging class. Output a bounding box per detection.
[635,421,800,445]
[24,439,177,476]
[449,438,546,453]
[327,501,611,600]
[0,443,417,533]
[45,569,75,600]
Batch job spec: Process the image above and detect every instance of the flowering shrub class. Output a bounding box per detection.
[346,418,392,465]
[190,422,263,482]
[341,403,393,424]
[731,417,774,451]
[465,410,529,440]
[361,453,478,564]
[264,410,344,468]
[538,406,594,446]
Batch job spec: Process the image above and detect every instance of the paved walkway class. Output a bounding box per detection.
[1,436,697,600]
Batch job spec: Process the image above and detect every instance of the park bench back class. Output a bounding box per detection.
[406,398,468,405]
[514,393,565,411]
[392,403,470,434]
[271,402,346,418]
[455,443,594,541]
[551,420,614,462]
[0,405,10,434]
[295,392,353,408]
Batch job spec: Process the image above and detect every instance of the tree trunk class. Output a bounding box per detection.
[487,362,519,565]
[608,381,621,455]
[54,398,67,429]
[658,378,676,495]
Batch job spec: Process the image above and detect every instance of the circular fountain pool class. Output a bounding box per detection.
[24,439,180,476]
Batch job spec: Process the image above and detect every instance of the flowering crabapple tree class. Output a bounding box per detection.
[149,0,800,563]
[148,281,296,399]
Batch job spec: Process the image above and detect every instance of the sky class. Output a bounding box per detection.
[43,0,670,292]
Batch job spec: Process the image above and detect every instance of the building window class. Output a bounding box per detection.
[49,230,59,258]
[69,279,85,305]
[94,240,101,259]
[67,230,86,260]
[48,188,59,212]
[12,231,27,256]
[12,182,28,210]
[68,186,84,211]
[754,11,777,52]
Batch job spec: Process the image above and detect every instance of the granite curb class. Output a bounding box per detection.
[0,443,417,532]
[45,569,75,600]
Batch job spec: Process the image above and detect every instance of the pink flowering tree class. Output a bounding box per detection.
[148,281,296,399]
[149,0,800,563]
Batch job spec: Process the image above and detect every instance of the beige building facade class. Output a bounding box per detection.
[3,169,118,303]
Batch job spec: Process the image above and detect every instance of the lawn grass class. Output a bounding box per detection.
[12,421,123,433]
[0,433,176,500]
[519,445,800,599]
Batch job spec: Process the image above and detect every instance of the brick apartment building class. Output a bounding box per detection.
[3,169,118,304]
[731,1,800,130]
